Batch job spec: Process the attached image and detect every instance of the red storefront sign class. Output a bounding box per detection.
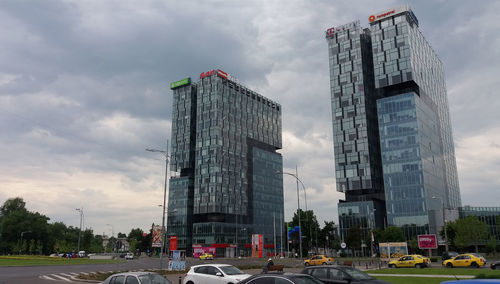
[418,234,437,249]
[169,236,178,251]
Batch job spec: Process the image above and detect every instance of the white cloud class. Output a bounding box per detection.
[0,0,498,237]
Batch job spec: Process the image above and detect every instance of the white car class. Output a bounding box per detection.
[125,253,134,260]
[183,264,252,284]
[102,271,171,284]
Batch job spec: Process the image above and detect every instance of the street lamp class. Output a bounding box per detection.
[432,196,449,253]
[76,208,83,253]
[277,167,307,259]
[146,143,170,271]
[19,231,31,255]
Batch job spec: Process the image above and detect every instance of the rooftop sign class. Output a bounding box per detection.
[368,5,409,24]
[325,20,359,38]
[200,69,234,81]
[170,77,191,89]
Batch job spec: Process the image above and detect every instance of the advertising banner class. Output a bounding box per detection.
[192,246,216,258]
[152,226,163,248]
[379,242,408,261]
[418,234,437,249]
[251,234,263,258]
[169,236,178,251]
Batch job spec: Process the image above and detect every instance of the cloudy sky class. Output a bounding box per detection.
[1,0,499,237]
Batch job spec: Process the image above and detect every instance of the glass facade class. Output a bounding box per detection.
[369,7,461,209]
[459,206,500,243]
[326,21,386,238]
[377,92,446,237]
[167,71,283,254]
[326,5,462,241]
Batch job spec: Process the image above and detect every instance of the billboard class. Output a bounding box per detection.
[418,234,437,249]
[152,225,163,248]
[192,246,216,258]
[379,242,408,261]
[170,77,191,89]
[251,234,263,258]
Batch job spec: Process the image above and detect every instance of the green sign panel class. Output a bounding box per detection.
[170,77,191,89]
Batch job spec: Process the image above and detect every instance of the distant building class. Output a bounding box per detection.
[326,5,461,242]
[167,70,283,256]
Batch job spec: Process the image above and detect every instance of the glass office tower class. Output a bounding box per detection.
[326,21,386,239]
[167,71,283,256]
[326,5,461,241]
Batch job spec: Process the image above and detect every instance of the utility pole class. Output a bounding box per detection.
[76,208,83,252]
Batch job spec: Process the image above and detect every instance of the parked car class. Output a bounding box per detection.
[304,255,334,266]
[102,272,172,284]
[125,253,134,260]
[183,264,252,284]
[443,253,486,268]
[388,254,431,268]
[199,253,214,260]
[302,265,390,284]
[491,260,500,269]
[238,273,324,284]
[442,251,459,261]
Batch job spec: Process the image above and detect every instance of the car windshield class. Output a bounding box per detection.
[219,266,244,275]
[292,276,324,284]
[138,274,172,284]
[343,267,374,280]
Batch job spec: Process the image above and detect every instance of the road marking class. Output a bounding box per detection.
[40,275,57,281]
[50,274,72,282]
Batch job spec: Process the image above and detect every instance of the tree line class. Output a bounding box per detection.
[0,197,153,255]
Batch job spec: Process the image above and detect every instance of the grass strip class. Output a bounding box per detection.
[0,255,124,266]
[368,267,500,276]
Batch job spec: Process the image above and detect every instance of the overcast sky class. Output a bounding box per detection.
[1,0,499,237]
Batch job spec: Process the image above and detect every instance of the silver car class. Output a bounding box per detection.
[101,272,172,284]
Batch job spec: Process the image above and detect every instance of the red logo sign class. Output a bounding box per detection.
[326,27,335,37]
[200,69,228,79]
[369,15,376,22]
[417,234,437,249]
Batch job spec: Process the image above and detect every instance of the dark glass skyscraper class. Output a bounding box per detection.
[326,5,461,241]
[167,70,283,256]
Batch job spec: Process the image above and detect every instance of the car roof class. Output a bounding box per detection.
[108,272,159,277]
[302,265,356,270]
[191,264,235,268]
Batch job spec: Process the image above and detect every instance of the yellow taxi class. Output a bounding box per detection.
[388,254,431,268]
[304,254,334,266]
[443,253,486,268]
[198,253,214,260]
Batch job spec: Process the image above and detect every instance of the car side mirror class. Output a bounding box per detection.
[216,272,223,277]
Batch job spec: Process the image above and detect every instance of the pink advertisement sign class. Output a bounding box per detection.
[418,234,437,249]
[192,246,216,258]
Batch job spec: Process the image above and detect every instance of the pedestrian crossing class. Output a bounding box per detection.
[39,271,115,282]
[40,270,146,282]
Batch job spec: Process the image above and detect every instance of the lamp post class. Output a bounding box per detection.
[146,143,169,270]
[432,196,449,253]
[19,231,31,255]
[277,167,307,259]
[76,208,83,253]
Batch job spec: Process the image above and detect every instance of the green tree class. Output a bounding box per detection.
[486,236,497,254]
[345,226,362,256]
[290,209,320,256]
[452,216,488,252]
[383,226,406,242]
